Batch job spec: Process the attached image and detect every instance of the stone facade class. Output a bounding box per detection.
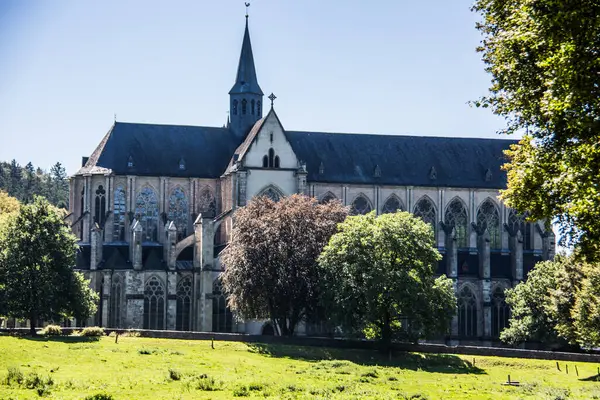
[67,16,554,342]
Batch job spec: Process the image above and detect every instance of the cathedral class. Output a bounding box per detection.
[70,16,554,342]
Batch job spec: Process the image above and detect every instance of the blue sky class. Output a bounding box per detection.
[0,0,508,175]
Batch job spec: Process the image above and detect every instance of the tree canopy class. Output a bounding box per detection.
[318,211,456,347]
[220,194,348,336]
[473,0,600,258]
[0,197,97,334]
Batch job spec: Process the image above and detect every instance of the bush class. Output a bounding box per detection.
[81,327,105,337]
[40,325,62,336]
[194,375,221,391]
[233,385,250,397]
[84,393,114,400]
[3,366,24,385]
[168,368,182,381]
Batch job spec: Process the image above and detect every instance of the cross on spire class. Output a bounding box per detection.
[268,93,277,108]
[245,2,250,19]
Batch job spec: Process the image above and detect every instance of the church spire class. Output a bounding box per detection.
[229,16,263,96]
[229,12,264,138]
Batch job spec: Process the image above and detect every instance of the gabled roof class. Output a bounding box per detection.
[285,130,516,189]
[229,18,263,96]
[76,122,240,178]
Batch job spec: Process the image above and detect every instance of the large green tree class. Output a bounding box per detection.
[318,211,456,348]
[473,0,600,258]
[0,197,98,334]
[220,194,348,336]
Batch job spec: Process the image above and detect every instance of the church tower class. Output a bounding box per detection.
[229,16,263,137]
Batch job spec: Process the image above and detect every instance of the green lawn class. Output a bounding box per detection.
[0,335,599,399]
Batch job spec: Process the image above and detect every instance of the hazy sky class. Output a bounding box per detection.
[0,0,508,175]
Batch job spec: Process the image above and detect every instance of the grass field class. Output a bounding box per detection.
[0,335,599,399]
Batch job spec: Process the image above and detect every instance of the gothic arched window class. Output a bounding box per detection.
[212,279,233,332]
[176,276,192,331]
[508,210,533,250]
[259,187,282,202]
[445,198,469,248]
[168,187,188,241]
[477,199,501,249]
[109,274,124,328]
[113,186,126,242]
[414,196,436,236]
[232,100,238,116]
[242,99,247,115]
[319,192,337,204]
[135,187,159,242]
[382,195,403,214]
[458,287,478,338]
[257,101,262,116]
[94,185,106,227]
[251,99,255,115]
[143,276,165,330]
[492,287,510,338]
[351,195,372,215]
[198,186,216,218]
[262,155,268,168]
[274,156,280,169]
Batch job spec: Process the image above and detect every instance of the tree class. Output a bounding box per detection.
[500,254,582,348]
[572,265,600,348]
[0,197,98,334]
[220,194,348,336]
[318,211,456,348]
[472,0,600,258]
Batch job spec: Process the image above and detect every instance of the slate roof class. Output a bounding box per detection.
[77,122,241,178]
[285,131,517,189]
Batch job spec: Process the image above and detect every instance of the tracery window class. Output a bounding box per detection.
[176,276,192,331]
[113,186,126,241]
[508,210,533,250]
[198,186,216,218]
[477,199,501,249]
[413,196,436,236]
[257,101,262,116]
[232,100,238,116]
[242,99,247,115]
[251,99,255,115]
[109,274,124,328]
[143,276,165,330]
[212,280,233,332]
[259,187,282,202]
[458,287,478,338]
[350,195,372,215]
[94,185,107,227]
[492,287,510,338]
[319,192,337,204]
[382,195,403,214]
[168,187,188,241]
[445,198,468,248]
[135,187,159,242]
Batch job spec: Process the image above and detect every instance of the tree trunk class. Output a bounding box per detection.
[381,310,392,352]
[29,311,37,336]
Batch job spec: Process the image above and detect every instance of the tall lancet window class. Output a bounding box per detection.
[176,276,192,331]
[94,185,106,227]
[257,101,262,116]
[242,99,247,115]
[232,100,238,116]
[143,276,165,330]
[458,287,478,338]
[168,187,188,241]
[445,198,468,248]
[113,186,126,241]
[413,196,436,237]
[251,99,255,115]
[477,199,501,249]
[135,187,159,242]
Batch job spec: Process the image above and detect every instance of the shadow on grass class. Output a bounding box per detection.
[580,374,600,382]
[14,335,101,343]
[247,343,485,374]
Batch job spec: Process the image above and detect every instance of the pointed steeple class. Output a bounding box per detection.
[229,17,263,96]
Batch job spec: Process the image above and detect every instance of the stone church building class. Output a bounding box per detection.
[70,16,554,342]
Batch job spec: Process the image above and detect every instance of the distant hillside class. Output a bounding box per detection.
[0,160,69,208]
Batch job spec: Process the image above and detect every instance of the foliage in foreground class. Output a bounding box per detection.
[2,336,600,399]
[221,194,348,336]
[502,253,600,349]
[319,211,456,346]
[472,0,600,259]
[0,197,98,334]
